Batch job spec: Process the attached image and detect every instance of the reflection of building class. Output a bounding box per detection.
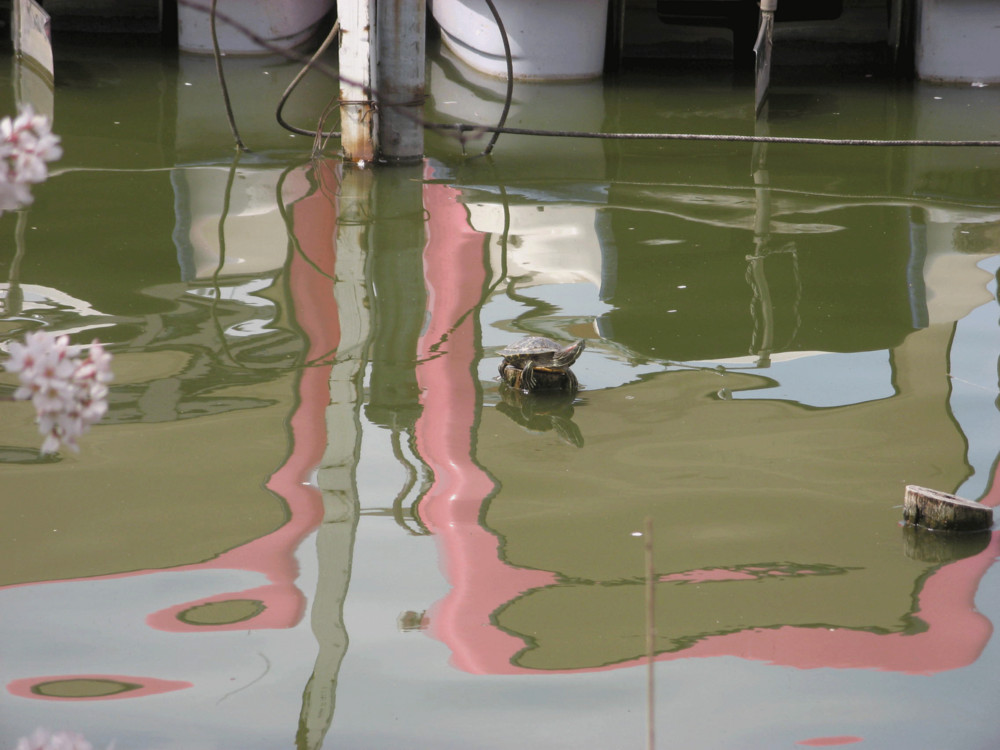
[435,55,1000,370]
[0,46,362,746]
[0,160,343,748]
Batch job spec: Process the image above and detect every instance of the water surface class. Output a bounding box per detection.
[2,36,1000,750]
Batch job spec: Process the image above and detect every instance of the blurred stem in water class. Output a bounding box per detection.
[645,516,656,750]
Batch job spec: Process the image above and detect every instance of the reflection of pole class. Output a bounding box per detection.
[298,359,362,750]
[2,212,28,317]
[297,165,372,750]
[366,167,427,431]
[905,208,929,329]
[12,0,54,119]
[749,131,774,367]
[366,166,429,528]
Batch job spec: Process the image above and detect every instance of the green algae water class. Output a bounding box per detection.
[2,33,1000,750]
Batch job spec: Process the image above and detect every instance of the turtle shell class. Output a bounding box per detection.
[499,337,585,369]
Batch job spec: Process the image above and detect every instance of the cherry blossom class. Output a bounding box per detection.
[0,105,62,213]
[4,331,113,454]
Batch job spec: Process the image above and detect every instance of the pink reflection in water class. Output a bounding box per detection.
[2,163,339,647]
[4,163,342,702]
[414,176,559,673]
[414,174,1000,678]
[796,736,864,747]
[7,674,192,701]
[149,162,339,633]
[425,507,998,676]
[660,569,760,583]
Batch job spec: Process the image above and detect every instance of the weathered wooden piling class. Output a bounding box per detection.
[902,485,993,532]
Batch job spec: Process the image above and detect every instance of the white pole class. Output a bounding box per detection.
[339,0,376,162]
[754,0,777,115]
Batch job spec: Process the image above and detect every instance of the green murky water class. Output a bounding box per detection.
[2,32,1000,749]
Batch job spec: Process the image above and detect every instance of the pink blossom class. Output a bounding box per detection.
[4,331,114,454]
[0,180,33,211]
[0,105,62,213]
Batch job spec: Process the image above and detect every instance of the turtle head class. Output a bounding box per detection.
[553,339,586,367]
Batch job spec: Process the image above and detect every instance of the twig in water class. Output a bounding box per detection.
[217,651,272,703]
[645,516,656,750]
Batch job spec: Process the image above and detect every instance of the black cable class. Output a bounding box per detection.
[186,0,1000,153]
[210,0,249,151]
[276,19,342,139]
[428,122,1000,148]
[479,0,514,157]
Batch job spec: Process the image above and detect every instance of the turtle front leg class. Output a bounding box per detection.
[502,364,524,390]
[522,360,537,391]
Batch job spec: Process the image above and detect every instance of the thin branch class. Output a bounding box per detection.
[645,516,656,750]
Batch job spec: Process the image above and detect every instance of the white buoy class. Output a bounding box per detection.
[915,0,1000,83]
[432,0,610,80]
[178,0,334,55]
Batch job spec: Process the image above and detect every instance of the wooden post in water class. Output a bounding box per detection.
[902,485,993,532]
[339,0,426,164]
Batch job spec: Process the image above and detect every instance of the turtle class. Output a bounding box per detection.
[498,336,585,392]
